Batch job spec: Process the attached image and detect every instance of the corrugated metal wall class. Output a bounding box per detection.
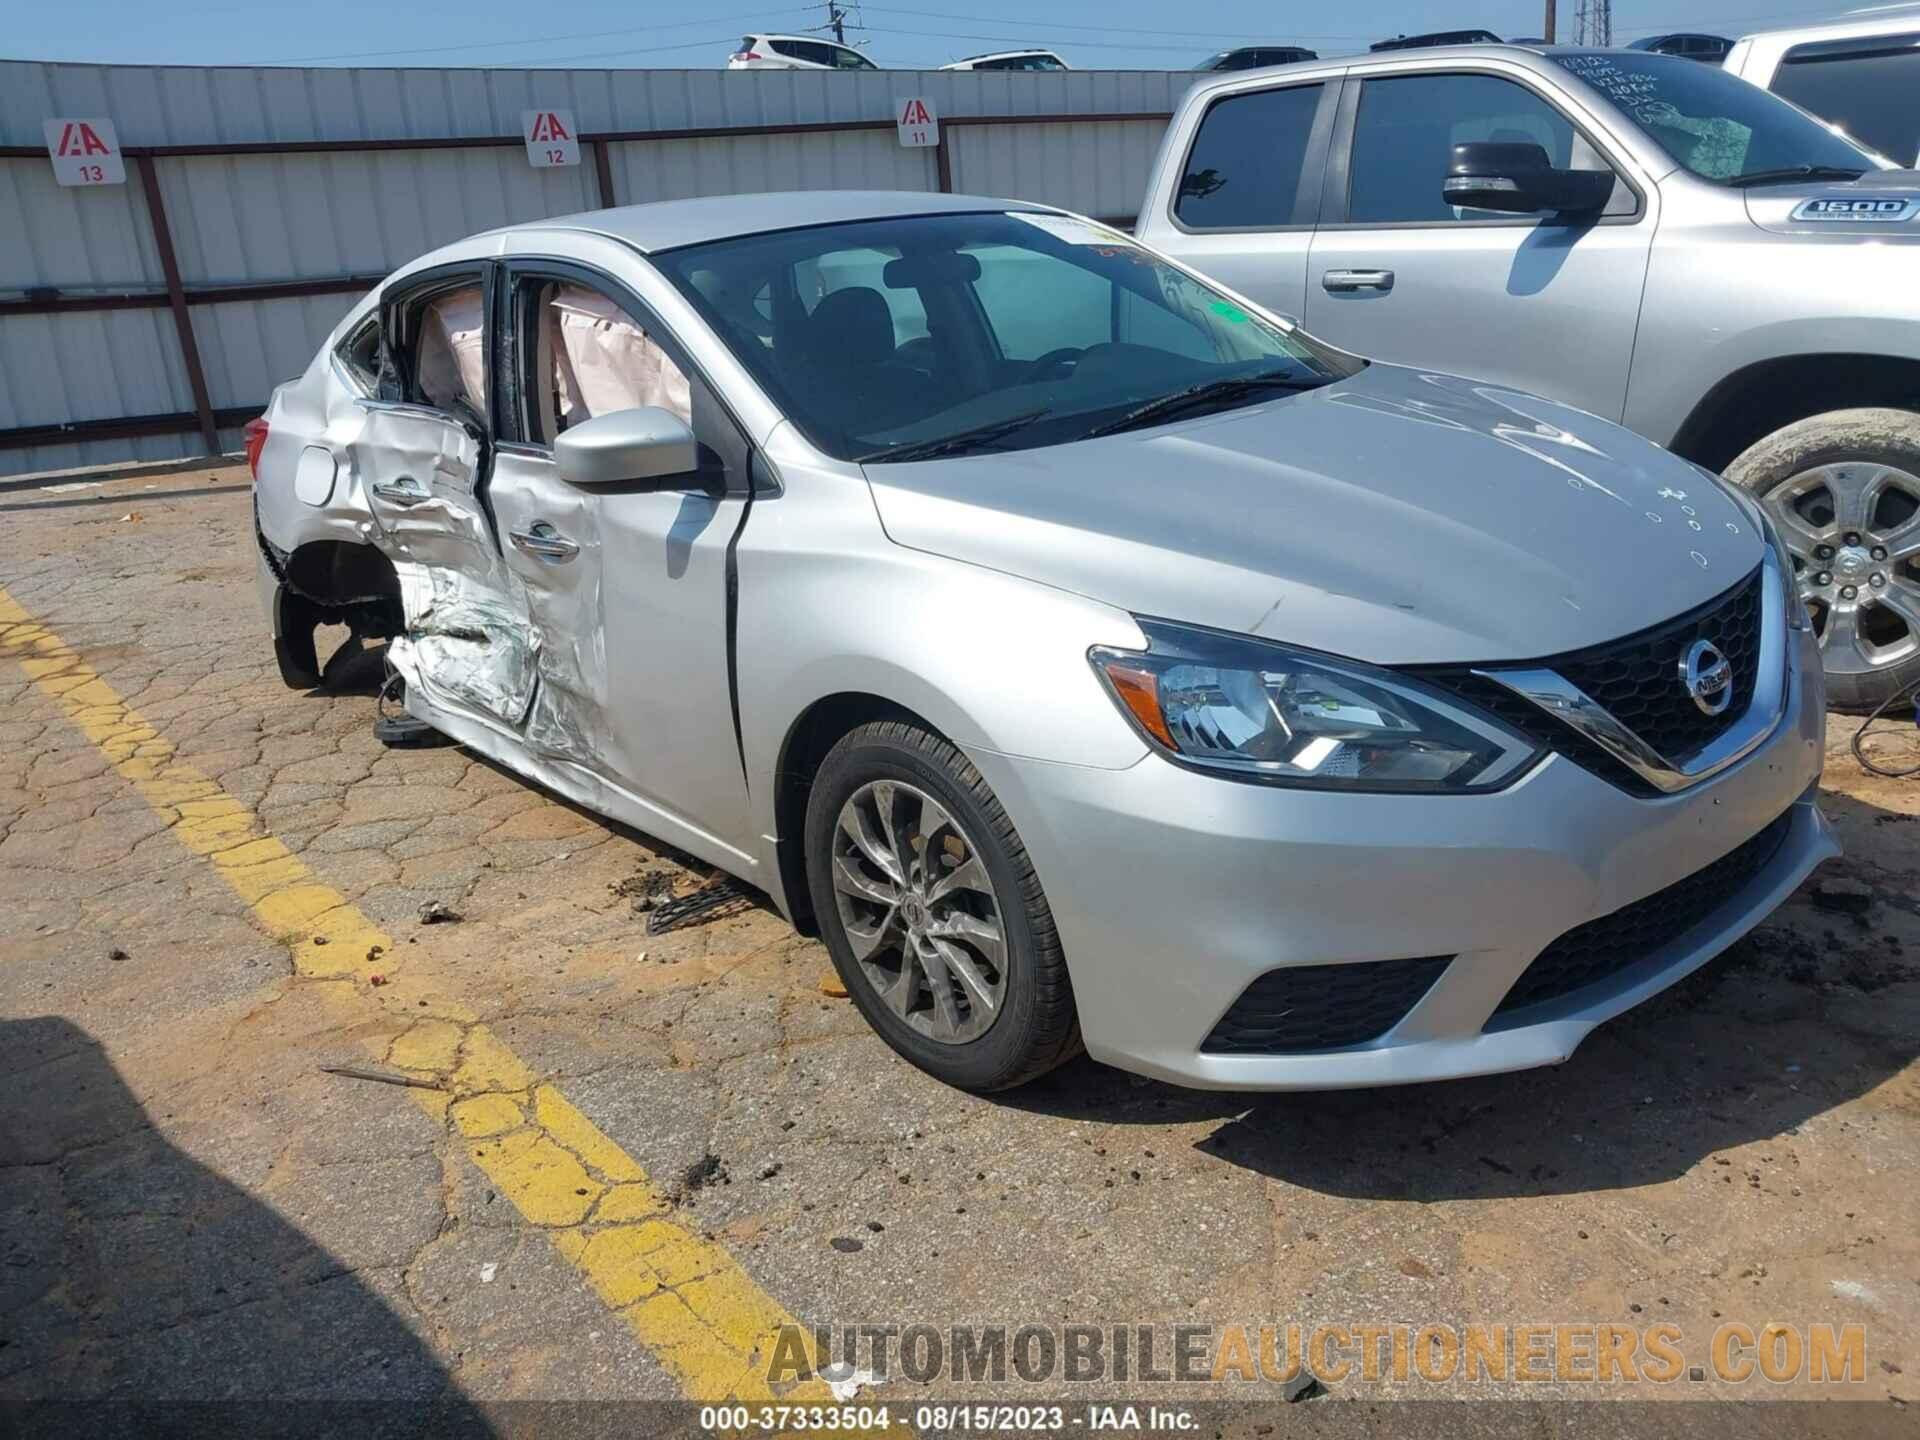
[0,61,1190,476]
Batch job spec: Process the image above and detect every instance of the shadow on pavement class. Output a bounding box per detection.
[1009,789,1918,1203]
[0,1015,491,1437]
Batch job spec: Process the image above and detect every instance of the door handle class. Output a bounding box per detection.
[509,522,580,563]
[1321,268,1395,293]
[370,477,427,506]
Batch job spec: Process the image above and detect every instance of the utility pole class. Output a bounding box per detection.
[826,2,848,44]
[1544,0,1556,45]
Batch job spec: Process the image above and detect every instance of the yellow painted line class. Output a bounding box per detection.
[0,586,830,1405]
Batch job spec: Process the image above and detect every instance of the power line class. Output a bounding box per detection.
[268,8,808,64]
[855,4,1374,41]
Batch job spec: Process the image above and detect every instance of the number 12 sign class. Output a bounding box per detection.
[522,109,581,168]
[895,96,939,149]
[43,118,126,187]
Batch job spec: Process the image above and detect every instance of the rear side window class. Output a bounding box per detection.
[335,317,381,394]
[1175,83,1324,229]
[1772,36,1920,167]
[1348,73,1584,224]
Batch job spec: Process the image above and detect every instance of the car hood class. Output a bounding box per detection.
[863,364,1764,666]
[1744,167,1920,237]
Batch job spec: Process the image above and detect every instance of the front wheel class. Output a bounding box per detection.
[1726,407,1920,712]
[802,719,1081,1092]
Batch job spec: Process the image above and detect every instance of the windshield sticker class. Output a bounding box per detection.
[1008,212,1138,247]
[1209,300,1251,324]
[1792,196,1917,222]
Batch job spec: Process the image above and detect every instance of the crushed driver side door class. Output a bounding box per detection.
[353,264,540,729]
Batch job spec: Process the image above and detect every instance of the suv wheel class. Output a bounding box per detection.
[803,719,1081,1091]
[1726,407,1920,712]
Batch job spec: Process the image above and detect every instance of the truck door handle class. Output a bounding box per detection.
[1322,268,1395,293]
[370,477,427,506]
[509,522,580,563]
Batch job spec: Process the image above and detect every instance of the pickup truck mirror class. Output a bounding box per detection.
[553,406,698,489]
[1444,141,1613,217]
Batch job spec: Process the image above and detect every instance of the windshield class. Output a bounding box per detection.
[1551,50,1883,181]
[654,211,1358,462]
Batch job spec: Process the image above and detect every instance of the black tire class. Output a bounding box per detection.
[1725,407,1920,713]
[803,719,1081,1092]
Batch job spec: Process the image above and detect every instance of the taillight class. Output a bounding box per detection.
[244,416,270,479]
[732,50,761,60]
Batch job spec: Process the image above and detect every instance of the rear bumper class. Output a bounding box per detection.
[968,624,1836,1091]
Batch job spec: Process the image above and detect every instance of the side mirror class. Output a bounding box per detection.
[553,406,698,489]
[1443,141,1613,216]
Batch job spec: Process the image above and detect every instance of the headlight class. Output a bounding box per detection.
[1089,621,1541,792]
[1695,463,1810,632]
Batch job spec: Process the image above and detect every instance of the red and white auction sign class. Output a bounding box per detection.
[522,109,580,168]
[43,118,126,186]
[895,96,939,149]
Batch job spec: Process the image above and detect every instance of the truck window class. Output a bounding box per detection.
[1551,51,1879,182]
[1348,73,1590,224]
[1175,83,1324,229]
[1771,35,1920,168]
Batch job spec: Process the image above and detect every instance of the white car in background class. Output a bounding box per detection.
[1724,4,1920,166]
[727,34,878,71]
[938,50,1069,71]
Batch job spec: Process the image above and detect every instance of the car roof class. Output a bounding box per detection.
[948,49,1059,61]
[749,32,857,45]
[1738,4,1920,40]
[523,190,1043,254]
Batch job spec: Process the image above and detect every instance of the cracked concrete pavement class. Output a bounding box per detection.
[1,463,1918,1424]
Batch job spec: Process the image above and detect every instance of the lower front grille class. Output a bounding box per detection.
[1202,955,1452,1054]
[1491,810,1794,1022]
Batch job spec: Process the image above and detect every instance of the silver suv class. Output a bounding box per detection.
[1140,44,1920,709]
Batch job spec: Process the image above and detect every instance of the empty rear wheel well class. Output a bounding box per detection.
[1670,354,1920,473]
[773,693,932,936]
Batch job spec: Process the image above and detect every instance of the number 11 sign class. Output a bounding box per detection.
[895,96,939,149]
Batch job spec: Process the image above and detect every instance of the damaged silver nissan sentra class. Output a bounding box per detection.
[251,191,1836,1093]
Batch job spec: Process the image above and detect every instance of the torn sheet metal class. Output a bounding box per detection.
[351,403,540,730]
[388,565,538,727]
[551,285,692,426]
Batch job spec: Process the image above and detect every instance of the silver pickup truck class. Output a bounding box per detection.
[1139,44,1920,709]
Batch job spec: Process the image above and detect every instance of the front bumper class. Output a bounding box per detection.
[968,625,1836,1090]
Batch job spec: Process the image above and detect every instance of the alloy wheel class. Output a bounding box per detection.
[830,779,1008,1045]
[1762,461,1920,674]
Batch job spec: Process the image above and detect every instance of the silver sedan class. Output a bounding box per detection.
[252,191,1837,1092]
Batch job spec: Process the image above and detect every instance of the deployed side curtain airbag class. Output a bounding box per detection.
[416,288,488,414]
[549,285,692,427]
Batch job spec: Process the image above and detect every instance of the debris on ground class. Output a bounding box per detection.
[1282,1372,1323,1402]
[829,1236,864,1254]
[107,947,128,961]
[1810,879,1873,916]
[368,973,388,986]
[646,876,752,934]
[479,1262,498,1283]
[681,1153,730,1195]
[819,1361,879,1399]
[320,1064,443,1091]
[819,972,849,999]
[417,899,462,925]
[612,870,676,914]
[759,1162,782,1180]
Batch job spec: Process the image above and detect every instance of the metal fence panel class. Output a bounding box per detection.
[1,60,1189,475]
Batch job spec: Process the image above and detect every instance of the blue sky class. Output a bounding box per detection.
[5,1,1890,69]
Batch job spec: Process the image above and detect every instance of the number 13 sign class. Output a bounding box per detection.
[43,118,126,187]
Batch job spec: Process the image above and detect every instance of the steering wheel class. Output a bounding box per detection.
[1025,347,1084,382]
